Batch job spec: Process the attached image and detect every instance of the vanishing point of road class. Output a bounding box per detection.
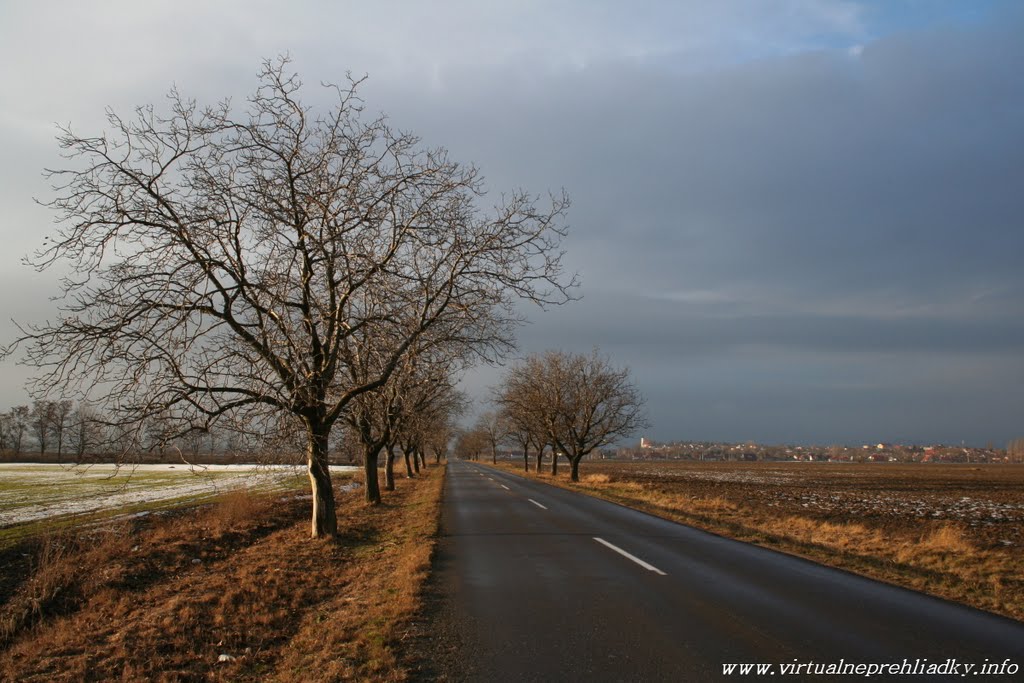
[420,460,1024,681]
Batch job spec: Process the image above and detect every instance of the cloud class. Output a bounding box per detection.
[1,1,1022,446]
[423,11,1024,444]
[380,21,1024,314]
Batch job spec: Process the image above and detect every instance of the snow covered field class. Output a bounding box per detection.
[0,463,360,527]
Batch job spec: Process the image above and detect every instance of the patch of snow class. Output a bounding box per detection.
[0,463,359,527]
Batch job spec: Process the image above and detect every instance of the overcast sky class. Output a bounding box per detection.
[2,1,1022,446]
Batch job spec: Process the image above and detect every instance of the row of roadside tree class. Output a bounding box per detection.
[0,58,576,537]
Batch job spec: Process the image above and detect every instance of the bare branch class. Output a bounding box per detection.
[4,57,577,536]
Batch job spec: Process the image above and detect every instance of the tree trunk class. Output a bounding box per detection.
[570,456,581,482]
[307,425,337,538]
[535,449,543,472]
[523,447,529,472]
[491,445,497,464]
[551,450,558,476]
[418,449,426,469]
[75,422,86,461]
[404,450,415,478]
[412,448,421,474]
[384,445,396,491]
[364,445,382,504]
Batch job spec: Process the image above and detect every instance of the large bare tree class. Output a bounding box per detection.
[498,350,647,482]
[4,57,575,537]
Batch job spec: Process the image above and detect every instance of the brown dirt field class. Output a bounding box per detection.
[492,460,1024,622]
[0,465,445,682]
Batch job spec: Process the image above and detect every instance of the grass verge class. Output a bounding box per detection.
[484,461,1024,623]
[0,465,445,681]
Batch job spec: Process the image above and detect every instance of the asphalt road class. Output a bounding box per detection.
[420,461,1024,682]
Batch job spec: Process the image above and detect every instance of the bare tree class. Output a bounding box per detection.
[496,355,557,473]
[454,427,489,461]
[385,359,461,489]
[476,410,509,464]
[495,354,553,473]
[550,350,647,481]
[30,400,56,456]
[4,57,575,537]
[498,350,647,482]
[50,399,73,463]
[425,420,455,464]
[345,320,467,501]
[503,416,547,473]
[178,427,209,460]
[334,422,364,466]
[7,406,31,457]
[344,341,408,502]
[0,411,11,455]
[394,369,465,475]
[68,404,104,461]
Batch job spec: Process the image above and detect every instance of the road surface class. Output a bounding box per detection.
[419,461,1024,681]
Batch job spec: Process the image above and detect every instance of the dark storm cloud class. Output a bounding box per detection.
[376,19,1024,310]
[517,292,1024,357]
[365,10,1024,445]
[2,1,1021,446]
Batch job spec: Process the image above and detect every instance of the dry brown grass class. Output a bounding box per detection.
[271,467,445,682]
[487,460,1024,622]
[0,523,133,648]
[920,523,974,553]
[0,466,446,681]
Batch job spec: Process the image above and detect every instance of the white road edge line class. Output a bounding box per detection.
[500,484,510,490]
[528,499,547,510]
[593,537,667,576]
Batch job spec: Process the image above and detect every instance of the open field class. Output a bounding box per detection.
[0,464,444,681]
[0,463,360,547]
[490,460,1024,621]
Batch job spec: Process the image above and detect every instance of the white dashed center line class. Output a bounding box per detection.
[528,499,547,510]
[593,537,667,576]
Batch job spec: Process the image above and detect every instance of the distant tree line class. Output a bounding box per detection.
[0,398,272,462]
[0,400,77,461]
[0,392,463,467]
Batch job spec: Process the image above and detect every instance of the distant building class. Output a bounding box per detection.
[640,437,652,449]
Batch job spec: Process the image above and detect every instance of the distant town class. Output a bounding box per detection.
[613,438,1023,464]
